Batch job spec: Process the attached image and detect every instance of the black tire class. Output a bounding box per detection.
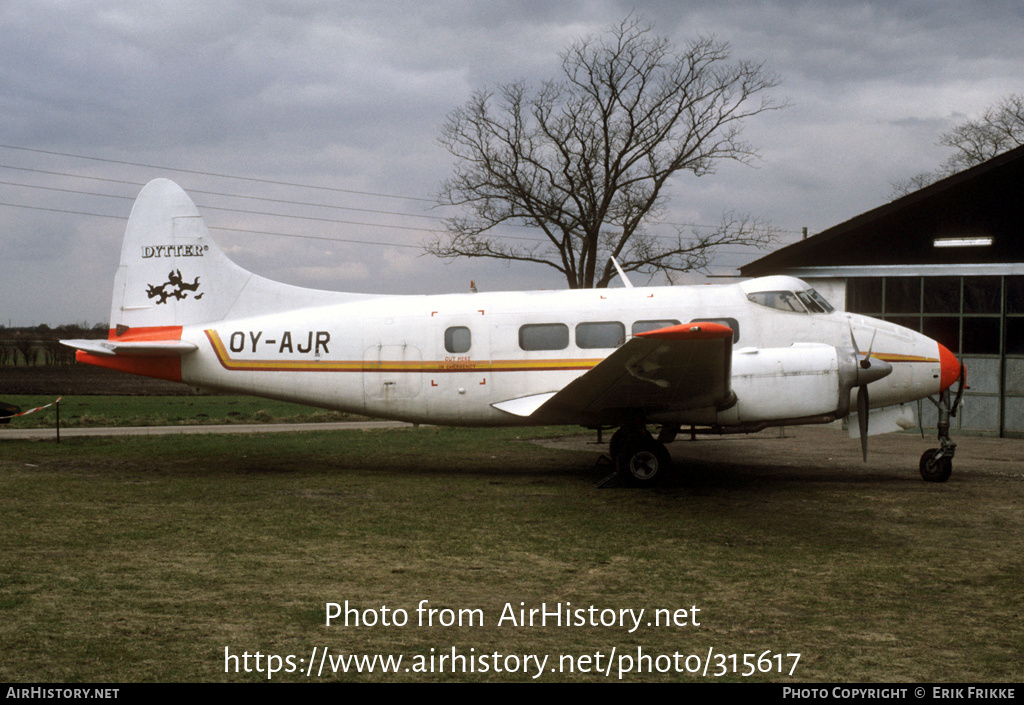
[919,449,952,483]
[616,438,671,486]
[609,427,627,460]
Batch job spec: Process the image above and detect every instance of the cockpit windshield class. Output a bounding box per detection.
[747,287,835,314]
[796,289,834,313]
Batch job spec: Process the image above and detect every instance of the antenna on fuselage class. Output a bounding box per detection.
[610,257,634,288]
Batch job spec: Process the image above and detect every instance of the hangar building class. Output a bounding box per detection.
[741,144,1024,437]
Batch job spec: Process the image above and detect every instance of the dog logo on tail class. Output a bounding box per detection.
[146,270,203,305]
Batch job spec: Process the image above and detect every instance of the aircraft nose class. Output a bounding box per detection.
[938,343,961,391]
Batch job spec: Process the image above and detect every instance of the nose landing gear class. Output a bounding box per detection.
[920,364,965,483]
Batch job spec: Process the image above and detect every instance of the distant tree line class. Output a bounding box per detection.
[0,323,107,366]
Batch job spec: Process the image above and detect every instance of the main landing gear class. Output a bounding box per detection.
[920,364,965,483]
[602,419,672,487]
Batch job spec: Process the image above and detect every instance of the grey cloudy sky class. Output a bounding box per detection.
[2,0,1022,326]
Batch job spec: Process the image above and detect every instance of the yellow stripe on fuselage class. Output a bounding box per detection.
[205,330,602,373]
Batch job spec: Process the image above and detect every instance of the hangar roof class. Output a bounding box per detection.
[741,143,1024,277]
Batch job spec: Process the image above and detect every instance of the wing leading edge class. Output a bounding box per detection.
[492,322,735,425]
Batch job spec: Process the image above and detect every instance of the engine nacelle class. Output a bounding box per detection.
[717,344,845,426]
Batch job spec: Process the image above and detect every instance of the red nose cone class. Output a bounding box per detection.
[938,343,961,391]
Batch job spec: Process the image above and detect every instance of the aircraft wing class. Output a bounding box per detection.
[492,322,734,425]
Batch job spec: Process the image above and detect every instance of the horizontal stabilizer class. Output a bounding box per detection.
[60,339,198,357]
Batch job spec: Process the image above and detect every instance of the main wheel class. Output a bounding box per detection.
[919,449,952,483]
[609,427,627,460]
[617,439,671,486]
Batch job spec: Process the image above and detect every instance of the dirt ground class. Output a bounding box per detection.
[8,365,1020,482]
[536,424,1024,484]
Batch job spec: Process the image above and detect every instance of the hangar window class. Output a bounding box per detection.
[444,326,471,354]
[519,323,569,351]
[886,277,921,314]
[964,276,1002,314]
[848,278,882,314]
[962,317,1001,355]
[1009,277,1024,314]
[924,278,960,314]
[576,321,625,349]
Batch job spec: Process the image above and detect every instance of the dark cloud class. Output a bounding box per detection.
[2,0,1022,324]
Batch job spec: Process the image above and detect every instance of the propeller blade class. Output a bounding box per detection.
[862,328,878,369]
[845,318,891,463]
[858,384,869,462]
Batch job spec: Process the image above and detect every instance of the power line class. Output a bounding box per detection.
[1,175,810,245]
[0,165,448,221]
[0,180,445,234]
[0,198,788,259]
[0,201,124,221]
[0,201,423,249]
[209,226,422,249]
[0,145,810,235]
[0,143,435,203]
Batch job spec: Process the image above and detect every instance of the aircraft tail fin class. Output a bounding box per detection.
[107,178,362,336]
[108,178,253,332]
[64,179,374,382]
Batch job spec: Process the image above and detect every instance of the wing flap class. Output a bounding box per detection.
[491,392,557,417]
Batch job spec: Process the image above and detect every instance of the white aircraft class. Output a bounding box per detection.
[62,179,965,485]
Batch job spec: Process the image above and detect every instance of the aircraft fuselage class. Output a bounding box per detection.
[166,280,948,428]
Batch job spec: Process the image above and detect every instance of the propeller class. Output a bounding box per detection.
[857,380,870,462]
[847,323,891,462]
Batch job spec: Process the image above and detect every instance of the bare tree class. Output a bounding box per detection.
[891,94,1024,197]
[429,17,784,288]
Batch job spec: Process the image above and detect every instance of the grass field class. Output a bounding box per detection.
[1,420,1022,683]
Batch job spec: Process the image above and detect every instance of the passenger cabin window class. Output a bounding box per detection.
[632,319,681,335]
[519,323,569,351]
[444,326,471,354]
[575,321,625,349]
[747,289,834,314]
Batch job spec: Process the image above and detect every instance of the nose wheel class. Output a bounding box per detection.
[919,448,953,483]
